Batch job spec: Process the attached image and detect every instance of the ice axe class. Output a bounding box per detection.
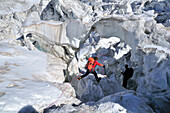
[118,73,122,78]
[116,73,121,81]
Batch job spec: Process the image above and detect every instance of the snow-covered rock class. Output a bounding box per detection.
[0,0,43,42]
[41,0,93,23]
[0,14,22,40]
[39,0,51,13]
[0,0,40,15]
[143,0,170,27]
[97,91,154,113]
[23,11,41,26]
[47,91,154,113]
[46,102,126,113]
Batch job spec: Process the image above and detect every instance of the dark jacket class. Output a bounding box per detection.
[122,68,134,79]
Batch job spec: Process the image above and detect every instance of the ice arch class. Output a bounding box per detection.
[87,16,169,63]
[88,17,170,113]
[91,17,140,49]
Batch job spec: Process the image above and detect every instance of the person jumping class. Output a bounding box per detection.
[77,57,105,82]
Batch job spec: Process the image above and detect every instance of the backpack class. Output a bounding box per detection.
[85,57,95,70]
[128,68,134,78]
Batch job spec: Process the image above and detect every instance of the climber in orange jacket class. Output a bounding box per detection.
[77,57,105,82]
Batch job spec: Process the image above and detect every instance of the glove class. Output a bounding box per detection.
[103,65,105,68]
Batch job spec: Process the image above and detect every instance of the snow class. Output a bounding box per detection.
[36,21,63,26]
[144,44,170,54]
[0,81,61,113]
[0,39,77,113]
[0,42,47,81]
[0,0,41,15]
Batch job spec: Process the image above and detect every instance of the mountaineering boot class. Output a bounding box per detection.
[77,76,82,80]
[97,77,101,82]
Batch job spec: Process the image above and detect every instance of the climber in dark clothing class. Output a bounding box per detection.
[121,64,134,88]
[77,57,105,82]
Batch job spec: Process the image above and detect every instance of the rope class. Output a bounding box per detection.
[97,53,106,58]
[44,73,81,111]
[44,54,107,112]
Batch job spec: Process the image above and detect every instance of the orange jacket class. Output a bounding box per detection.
[92,60,103,69]
[86,57,103,71]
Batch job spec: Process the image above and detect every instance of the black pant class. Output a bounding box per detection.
[80,69,99,81]
[123,77,129,88]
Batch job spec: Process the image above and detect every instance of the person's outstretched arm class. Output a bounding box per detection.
[96,62,104,67]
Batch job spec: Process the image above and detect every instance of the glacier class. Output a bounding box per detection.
[0,0,169,113]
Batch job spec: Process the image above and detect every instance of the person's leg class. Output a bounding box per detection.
[92,71,101,82]
[78,69,90,80]
[123,77,127,88]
